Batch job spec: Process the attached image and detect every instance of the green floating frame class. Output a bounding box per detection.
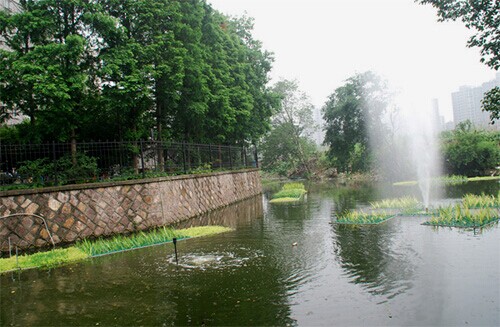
[422,218,500,229]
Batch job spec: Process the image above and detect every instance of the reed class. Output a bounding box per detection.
[425,204,499,227]
[461,193,500,209]
[336,211,394,224]
[370,196,421,213]
[270,182,307,203]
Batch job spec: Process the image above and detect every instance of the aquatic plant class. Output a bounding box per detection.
[370,196,421,213]
[336,211,394,225]
[461,193,500,209]
[0,226,233,273]
[424,204,499,228]
[439,175,468,185]
[270,182,307,204]
[0,248,88,272]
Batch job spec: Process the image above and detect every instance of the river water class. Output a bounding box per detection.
[1,181,499,326]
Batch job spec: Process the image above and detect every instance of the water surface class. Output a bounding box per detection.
[1,181,499,326]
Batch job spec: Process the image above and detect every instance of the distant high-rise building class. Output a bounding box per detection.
[451,73,500,129]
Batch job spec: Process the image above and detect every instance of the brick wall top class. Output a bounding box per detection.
[0,168,260,198]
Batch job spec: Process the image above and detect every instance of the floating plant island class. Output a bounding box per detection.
[334,196,423,225]
[269,182,307,204]
[0,226,233,274]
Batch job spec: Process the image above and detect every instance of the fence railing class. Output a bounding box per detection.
[0,140,258,188]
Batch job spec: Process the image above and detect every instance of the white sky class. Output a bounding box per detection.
[208,0,497,122]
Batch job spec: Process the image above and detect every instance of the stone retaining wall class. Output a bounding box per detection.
[0,169,261,252]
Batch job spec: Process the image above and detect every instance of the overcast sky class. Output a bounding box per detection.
[208,0,496,122]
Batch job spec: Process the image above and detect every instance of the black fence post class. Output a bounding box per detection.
[52,141,57,185]
[208,144,212,168]
[243,147,247,168]
[228,146,233,170]
[182,141,187,173]
[140,139,146,179]
[254,145,259,168]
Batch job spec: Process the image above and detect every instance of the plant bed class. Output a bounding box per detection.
[369,196,423,215]
[0,226,232,274]
[269,183,307,204]
[334,211,396,225]
[461,193,500,209]
[423,205,500,228]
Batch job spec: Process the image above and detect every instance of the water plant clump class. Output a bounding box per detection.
[424,204,500,228]
[0,226,233,273]
[270,182,307,204]
[461,192,500,209]
[370,196,422,214]
[335,211,395,225]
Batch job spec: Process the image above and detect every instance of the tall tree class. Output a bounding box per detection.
[416,0,499,122]
[261,80,315,176]
[323,72,390,173]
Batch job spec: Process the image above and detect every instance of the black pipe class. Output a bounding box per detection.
[173,238,178,265]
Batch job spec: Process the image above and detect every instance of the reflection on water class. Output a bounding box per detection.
[1,182,499,326]
[333,223,414,302]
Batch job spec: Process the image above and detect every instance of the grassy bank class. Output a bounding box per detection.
[0,226,232,274]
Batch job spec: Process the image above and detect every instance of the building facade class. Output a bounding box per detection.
[0,0,20,50]
[452,73,500,129]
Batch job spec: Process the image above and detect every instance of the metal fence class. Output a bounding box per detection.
[0,140,258,188]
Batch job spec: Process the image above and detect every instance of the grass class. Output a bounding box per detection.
[370,196,421,214]
[270,182,307,204]
[0,225,232,273]
[462,192,500,208]
[424,204,499,228]
[335,211,395,225]
[0,248,87,272]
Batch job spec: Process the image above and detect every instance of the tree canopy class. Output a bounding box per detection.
[0,0,277,145]
[322,72,390,173]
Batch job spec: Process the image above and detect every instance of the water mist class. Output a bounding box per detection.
[369,86,442,208]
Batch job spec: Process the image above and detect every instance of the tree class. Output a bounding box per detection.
[323,72,390,173]
[261,80,316,177]
[441,120,500,176]
[416,0,499,121]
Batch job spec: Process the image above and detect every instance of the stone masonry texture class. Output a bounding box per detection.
[0,169,261,252]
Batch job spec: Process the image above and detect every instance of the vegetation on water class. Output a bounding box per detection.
[270,182,307,204]
[370,196,421,213]
[336,211,395,225]
[424,204,499,228]
[0,226,232,273]
[393,175,500,187]
[462,193,500,209]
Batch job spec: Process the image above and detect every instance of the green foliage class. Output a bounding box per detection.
[336,211,394,225]
[261,80,317,177]
[0,226,232,273]
[425,204,499,228]
[270,182,307,203]
[462,193,500,209]
[0,0,277,144]
[370,196,421,211]
[17,153,98,186]
[440,121,500,176]
[0,248,88,273]
[481,86,500,124]
[323,71,390,173]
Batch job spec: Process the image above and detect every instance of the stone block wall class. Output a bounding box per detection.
[0,169,261,252]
